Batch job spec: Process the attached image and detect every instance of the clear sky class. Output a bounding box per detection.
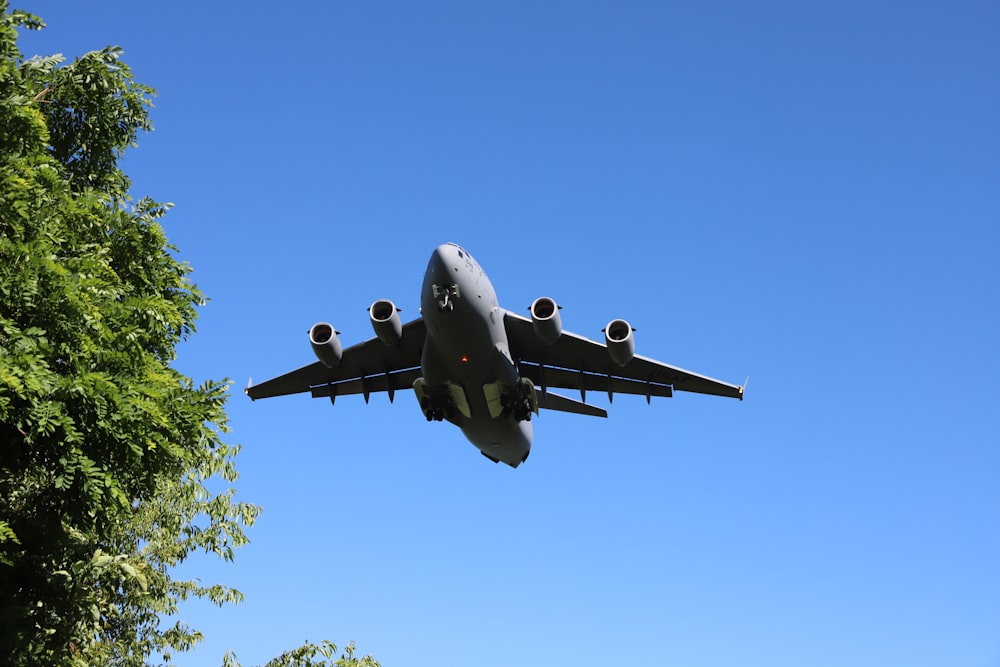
[18,2,1000,666]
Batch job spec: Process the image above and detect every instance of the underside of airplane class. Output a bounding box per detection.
[247,243,744,467]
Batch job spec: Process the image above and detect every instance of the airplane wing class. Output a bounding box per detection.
[246,318,425,402]
[503,311,743,403]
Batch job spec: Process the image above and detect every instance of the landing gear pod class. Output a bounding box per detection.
[530,296,562,345]
[370,299,402,346]
[309,322,342,368]
[605,319,635,367]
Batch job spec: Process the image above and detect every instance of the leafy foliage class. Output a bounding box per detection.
[0,4,378,666]
[225,641,381,667]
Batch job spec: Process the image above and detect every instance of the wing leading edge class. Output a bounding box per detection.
[247,310,741,410]
[503,311,743,404]
[246,318,425,401]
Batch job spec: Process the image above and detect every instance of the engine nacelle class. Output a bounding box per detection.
[370,299,402,346]
[309,322,342,368]
[530,296,562,345]
[605,318,635,367]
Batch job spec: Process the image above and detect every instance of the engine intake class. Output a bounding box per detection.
[605,319,635,367]
[530,296,562,345]
[309,322,342,368]
[370,299,402,346]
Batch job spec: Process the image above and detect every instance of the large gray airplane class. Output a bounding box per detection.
[246,243,744,467]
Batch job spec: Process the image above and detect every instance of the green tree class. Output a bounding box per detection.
[0,5,377,666]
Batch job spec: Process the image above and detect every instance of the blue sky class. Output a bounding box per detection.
[18,2,1000,665]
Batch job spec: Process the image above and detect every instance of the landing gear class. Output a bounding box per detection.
[500,378,537,422]
[413,377,472,423]
[426,408,448,421]
[432,284,460,313]
[420,395,451,422]
[507,397,533,422]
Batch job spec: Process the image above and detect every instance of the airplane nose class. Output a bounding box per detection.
[429,244,455,275]
[424,244,466,314]
[429,246,446,275]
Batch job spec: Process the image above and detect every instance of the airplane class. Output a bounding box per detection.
[246,243,744,467]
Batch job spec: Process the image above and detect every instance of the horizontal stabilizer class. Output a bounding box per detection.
[537,391,608,418]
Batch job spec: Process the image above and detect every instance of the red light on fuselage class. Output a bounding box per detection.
[461,355,469,363]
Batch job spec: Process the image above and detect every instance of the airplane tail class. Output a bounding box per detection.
[536,391,608,418]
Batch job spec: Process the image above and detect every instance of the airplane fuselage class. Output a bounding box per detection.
[419,243,532,465]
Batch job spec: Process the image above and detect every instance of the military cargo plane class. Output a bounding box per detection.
[246,243,744,467]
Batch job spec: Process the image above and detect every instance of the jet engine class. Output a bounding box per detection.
[605,319,635,367]
[530,296,562,345]
[370,299,402,346]
[309,322,342,368]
